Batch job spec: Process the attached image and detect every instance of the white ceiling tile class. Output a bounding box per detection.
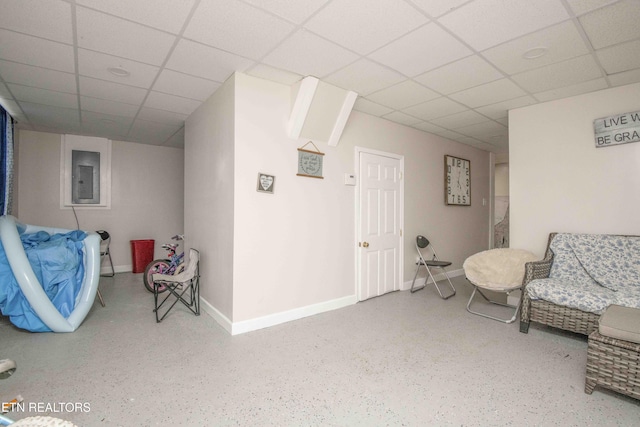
[383,111,422,126]
[496,117,508,126]
[414,55,503,94]
[366,80,439,110]
[408,0,471,18]
[0,99,21,118]
[245,64,303,86]
[304,0,428,55]
[533,78,608,102]
[263,30,358,78]
[608,68,640,87]
[0,60,77,94]
[324,59,405,96]
[185,0,295,60]
[0,30,75,73]
[0,84,10,98]
[128,119,183,145]
[596,39,640,75]
[80,96,140,117]
[433,129,466,141]
[412,121,448,134]
[76,0,195,34]
[80,111,134,138]
[77,49,160,89]
[0,0,72,44]
[511,54,603,93]
[19,102,80,129]
[166,39,254,82]
[352,98,394,116]
[137,107,188,127]
[144,91,202,116]
[76,7,176,66]
[403,97,468,121]
[369,23,472,77]
[482,21,590,75]
[430,110,489,129]
[438,0,569,51]
[449,78,527,108]
[153,70,221,101]
[243,0,330,24]
[79,76,148,105]
[565,0,619,15]
[9,84,77,108]
[579,0,640,49]
[474,96,537,119]
[455,121,507,139]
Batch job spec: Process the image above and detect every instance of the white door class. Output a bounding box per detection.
[357,150,403,301]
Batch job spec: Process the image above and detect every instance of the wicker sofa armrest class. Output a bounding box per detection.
[522,258,553,287]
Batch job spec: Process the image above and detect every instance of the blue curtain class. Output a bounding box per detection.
[1,105,14,215]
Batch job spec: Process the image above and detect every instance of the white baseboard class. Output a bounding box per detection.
[200,294,358,336]
[402,267,464,290]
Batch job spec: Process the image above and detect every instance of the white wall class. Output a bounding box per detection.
[185,75,235,321]
[510,82,640,257]
[16,130,184,271]
[225,73,490,328]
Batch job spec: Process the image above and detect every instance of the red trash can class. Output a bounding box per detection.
[130,239,154,273]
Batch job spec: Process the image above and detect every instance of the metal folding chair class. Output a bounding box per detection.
[152,248,200,323]
[410,235,456,299]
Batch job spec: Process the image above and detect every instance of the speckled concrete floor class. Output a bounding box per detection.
[1,273,638,426]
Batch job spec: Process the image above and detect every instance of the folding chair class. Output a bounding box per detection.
[152,248,200,323]
[410,235,456,299]
[95,230,114,307]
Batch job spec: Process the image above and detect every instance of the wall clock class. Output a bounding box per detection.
[444,155,471,206]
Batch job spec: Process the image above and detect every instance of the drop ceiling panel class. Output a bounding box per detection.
[9,84,77,109]
[482,21,590,75]
[608,68,640,87]
[439,0,570,51]
[0,0,72,44]
[144,91,202,116]
[579,0,640,49]
[0,30,75,73]
[153,70,221,102]
[128,119,183,145]
[415,55,503,94]
[304,0,428,55]
[512,54,603,93]
[366,80,439,110]
[137,107,188,127]
[166,39,254,82]
[0,61,77,94]
[79,76,147,105]
[408,0,471,18]
[533,77,608,102]
[324,59,405,96]
[76,7,176,66]
[450,78,527,108]
[474,95,537,119]
[565,0,619,15]
[80,96,140,117]
[368,23,472,77]
[455,120,507,139]
[76,0,196,34]
[244,0,330,24]
[77,49,160,88]
[429,110,489,129]
[403,97,468,121]
[184,0,295,60]
[596,40,640,75]
[163,126,185,148]
[352,98,393,116]
[382,111,422,126]
[263,30,358,77]
[80,111,134,137]
[20,102,80,129]
[412,121,448,134]
[245,64,303,86]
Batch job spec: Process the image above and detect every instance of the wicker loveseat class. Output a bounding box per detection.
[520,232,640,335]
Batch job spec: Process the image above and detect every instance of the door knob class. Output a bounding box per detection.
[362,242,369,248]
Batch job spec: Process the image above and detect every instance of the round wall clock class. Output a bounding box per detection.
[444,155,471,206]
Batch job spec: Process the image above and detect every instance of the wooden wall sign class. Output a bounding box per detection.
[594,110,640,148]
[297,141,324,179]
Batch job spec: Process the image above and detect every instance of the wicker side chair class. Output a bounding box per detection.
[520,232,601,335]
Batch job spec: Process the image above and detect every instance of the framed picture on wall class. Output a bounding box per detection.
[257,173,275,194]
[444,155,470,206]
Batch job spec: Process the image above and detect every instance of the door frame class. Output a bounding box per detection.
[354,146,405,300]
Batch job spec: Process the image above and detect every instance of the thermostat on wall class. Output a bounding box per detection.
[344,173,356,186]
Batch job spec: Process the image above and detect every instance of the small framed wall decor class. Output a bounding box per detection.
[444,155,470,206]
[257,173,275,194]
[297,141,324,179]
